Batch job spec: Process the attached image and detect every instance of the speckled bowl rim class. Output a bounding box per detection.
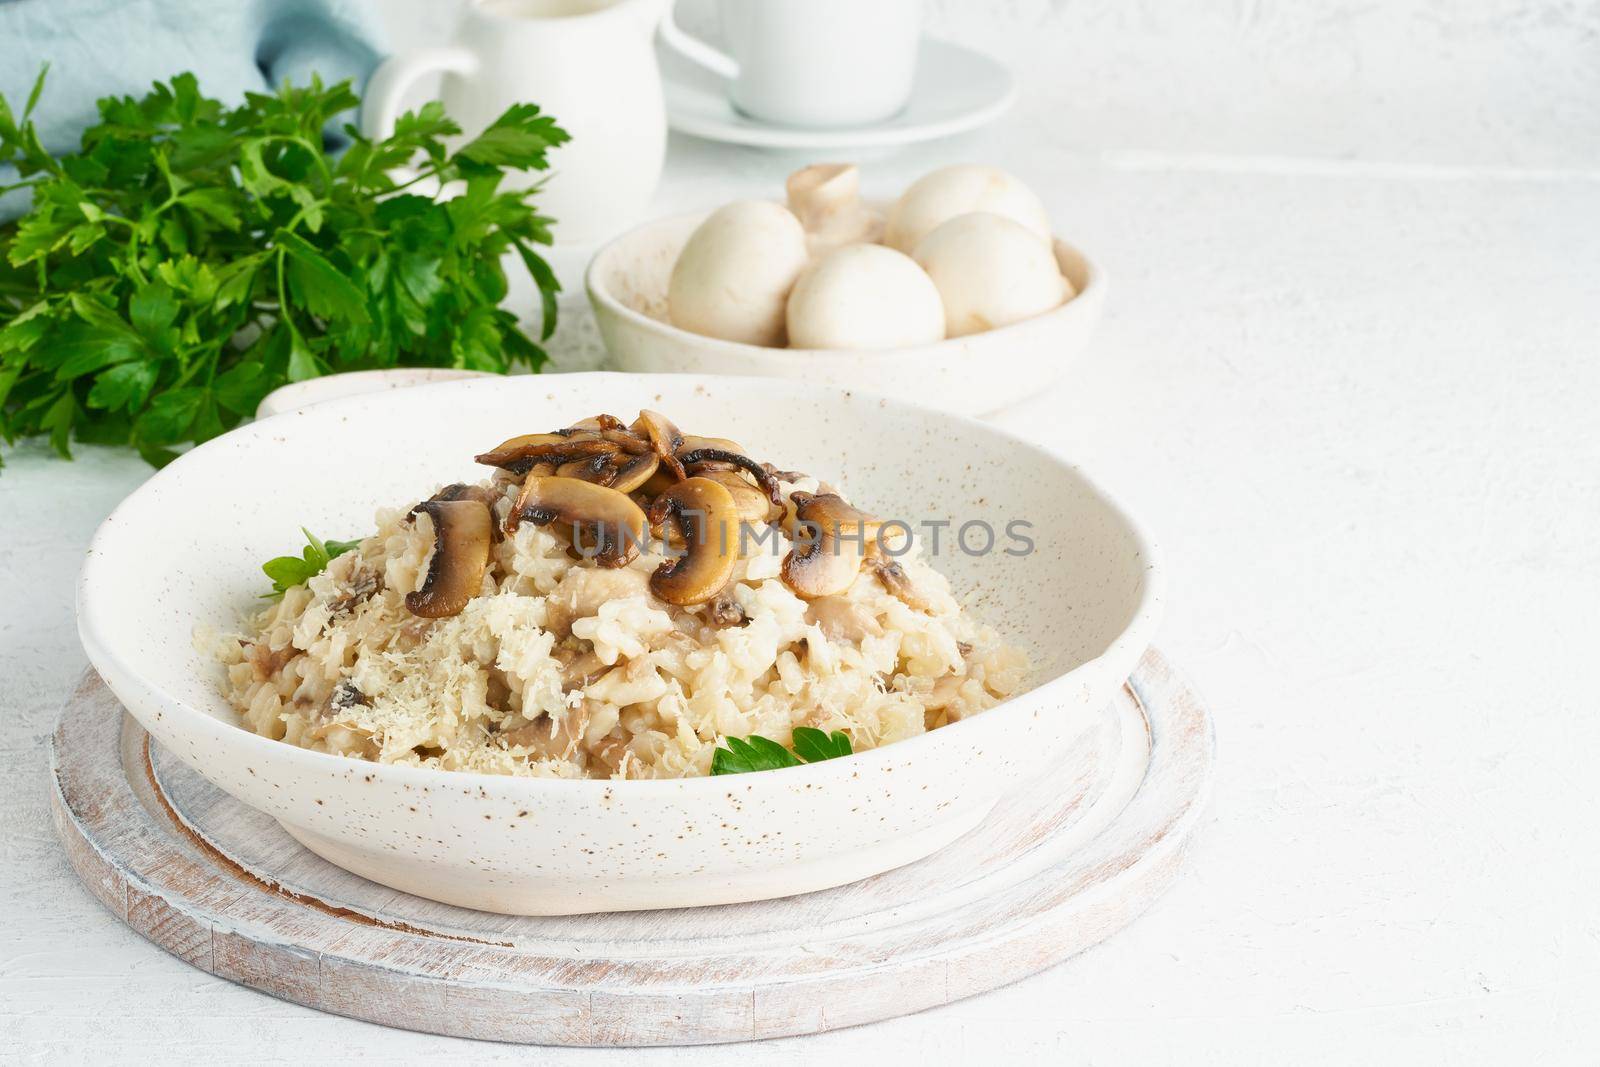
[584,203,1106,362]
[255,368,498,421]
[78,373,1162,797]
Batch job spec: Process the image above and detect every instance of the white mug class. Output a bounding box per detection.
[660,0,922,129]
[362,0,668,244]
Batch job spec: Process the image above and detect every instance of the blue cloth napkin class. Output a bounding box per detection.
[1,0,388,218]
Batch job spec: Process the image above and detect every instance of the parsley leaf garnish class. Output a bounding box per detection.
[791,727,854,763]
[0,68,568,468]
[710,727,854,776]
[261,528,361,599]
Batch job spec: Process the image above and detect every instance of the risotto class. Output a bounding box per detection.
[212,411,1028,779]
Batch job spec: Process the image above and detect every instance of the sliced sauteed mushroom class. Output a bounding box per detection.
[705,588,748,627]
[631,409,687,479]
[475,431,622,475]
[637,463,678,498]
[763,461,809,484]
[406,499,494,618]
[865,556,937,613]
[647,477,739,605]
[780,492,883,599]
[680,434,744,452]
[329,678,369,711]
[675,435,745,471]
[675,446,784,506]
[699,469,781,524]
[430,482,504,507]
[556,453,613,482]
[552,448,660,494]
[568,413,629,434]
[328,568,380,615]
[508,476,648,568]
[472,412,801,583]
[603,430,651,454]
[427,483,506,540]
[608,451,660,493]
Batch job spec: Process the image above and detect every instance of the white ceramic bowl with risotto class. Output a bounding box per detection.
[77,373,1160,915]
[586,207,1106,418]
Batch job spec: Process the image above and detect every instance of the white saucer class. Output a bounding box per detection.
[661,37,1015,150]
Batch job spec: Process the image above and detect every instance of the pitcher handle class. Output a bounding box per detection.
[657,0,739,81]
[360,46,480,139]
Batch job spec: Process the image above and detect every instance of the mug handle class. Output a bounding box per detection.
[657,0,739,80]
[359,47,480,139]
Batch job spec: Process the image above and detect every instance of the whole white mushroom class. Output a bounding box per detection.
[668,201,810,346]
[883,164,1052,253]
[786,244,945,350]
[913,213,1073,338]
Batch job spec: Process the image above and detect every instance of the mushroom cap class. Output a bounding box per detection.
[647,477,740,606]
[405,499,493,618]
[667,200,810,347]
[883,164,1052,254]
[509,476,648,568]
[785,244,945,351]
[913,212,1072,338]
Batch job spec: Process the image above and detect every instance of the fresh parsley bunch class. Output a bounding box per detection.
[0,68,568,467]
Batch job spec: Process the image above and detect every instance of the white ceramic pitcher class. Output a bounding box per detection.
[362,0,667,244]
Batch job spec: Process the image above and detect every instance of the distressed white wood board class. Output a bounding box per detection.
[49,647,1212,1046]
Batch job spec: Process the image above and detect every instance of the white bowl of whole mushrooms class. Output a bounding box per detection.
[586,163,1104,417]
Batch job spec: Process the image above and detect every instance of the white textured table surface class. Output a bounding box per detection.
[5,1,1599,1063]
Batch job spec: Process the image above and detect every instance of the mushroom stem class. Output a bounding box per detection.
[786,163,882,253]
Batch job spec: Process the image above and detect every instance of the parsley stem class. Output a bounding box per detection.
[274,247,301,345]
[99,214,151,286]
[384,165,450,196]
[254,134,335,192]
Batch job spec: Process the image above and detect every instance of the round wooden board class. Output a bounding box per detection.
[50,647,1213,1046]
